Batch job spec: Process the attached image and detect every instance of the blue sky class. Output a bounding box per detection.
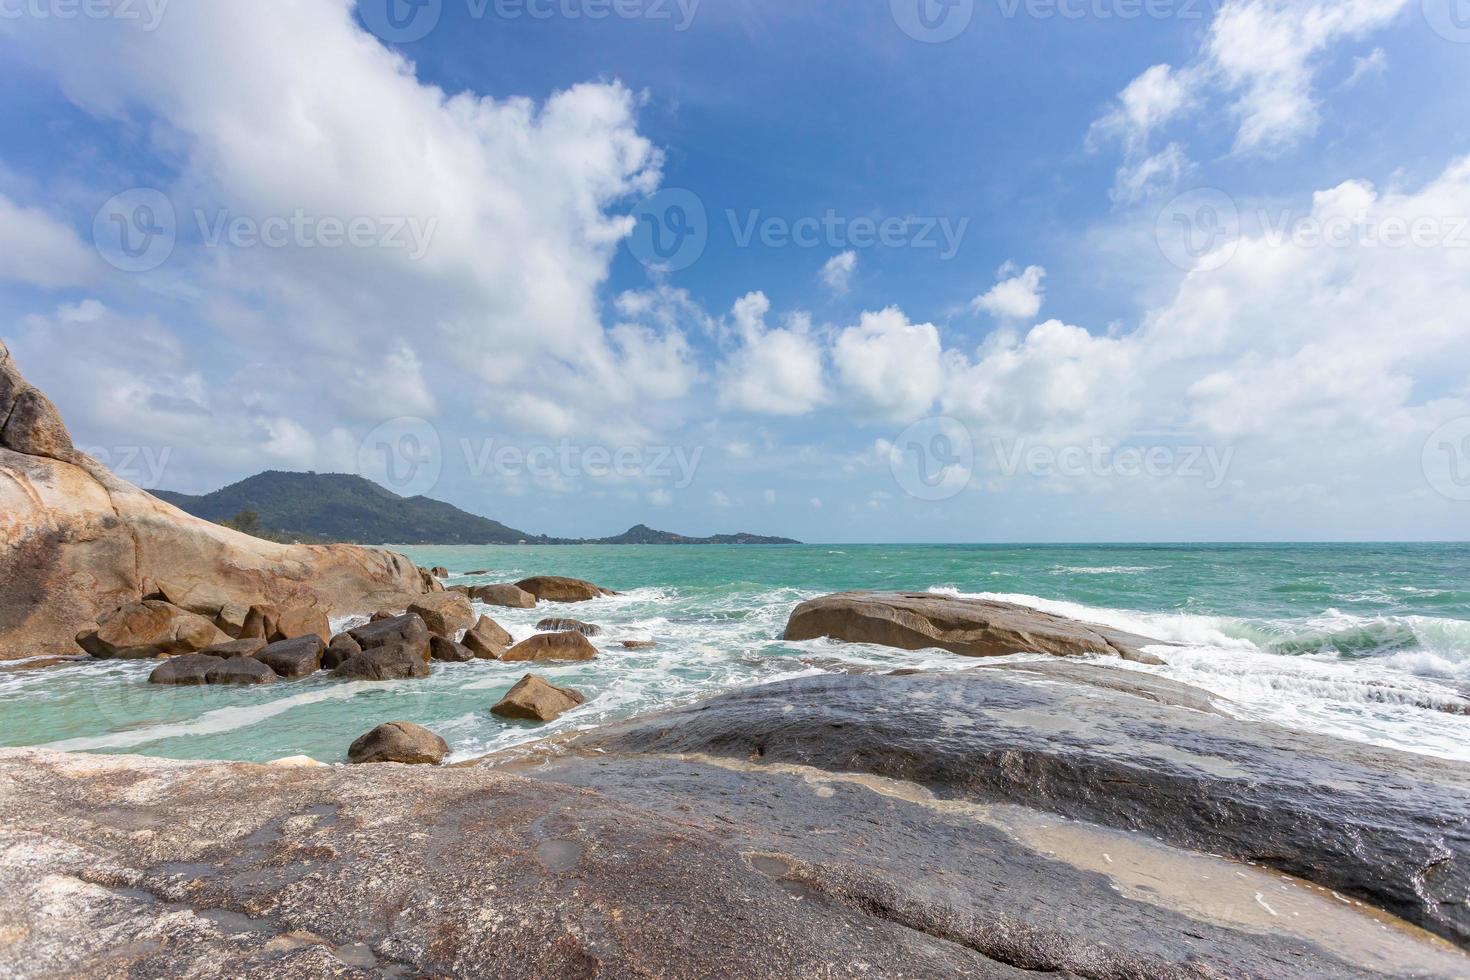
[2,0,1469,542]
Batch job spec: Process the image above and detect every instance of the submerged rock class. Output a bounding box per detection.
[784,591,1166,664]
[535,617,602,637]
[76,600,230,660]
[469,583,537,608]
[491,674,587,722]
[514,576,614,603]
[348,721,447,765]
[502,632,598,663]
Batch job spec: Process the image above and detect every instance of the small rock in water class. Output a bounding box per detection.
[621,640,656,650]
[256,635,325,679]
[468,584,537,608]
[491,674,587,722]
[514,576,614,603]
[202,637,268,659]
[502,632,598,663]
[536,618,602,637]
[462,616,513,660]
[429,635,476,663]
[332,641,432,681]
[149,654,276,686]
[409,593,476,637]
[323,632,362,669]
[430,566,449,578]
[348,721,447,765]
[348,614,431,661]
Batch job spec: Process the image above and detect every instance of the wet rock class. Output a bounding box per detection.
[347,614,431,661]
[76,601,231,660]
[408,593,476,637]
[429,635,475,663]
[502,632,598,663]
[430,567,449,579]
[347,722,447,765]
[491,674,587,722]
[621,640,656,650]
[469,583,537,608]
[0,656,86,672]
[515,576,614,603]
[462,615,514,660]
[536,618,602,637]
[256,636,325,679]
[200,638,268,659]
[149,654,275,686]
[331,641,432,681]
[785,591,1166,665]
[323,632,362,670]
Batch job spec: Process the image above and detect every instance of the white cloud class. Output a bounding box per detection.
[1344,47,1389,88]
[832,307,944,421]
[709,489,731,508]
[972,264,1046,321]
[820,250,857,295]
[717,292,828,415]
[649,488,672,506]
[0,193,100,288]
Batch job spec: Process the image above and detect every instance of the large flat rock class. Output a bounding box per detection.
[785,591,1166,664]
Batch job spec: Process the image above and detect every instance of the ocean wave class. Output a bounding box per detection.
[1051,565,1160,575]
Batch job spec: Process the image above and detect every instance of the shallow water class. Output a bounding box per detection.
[3,542,1468,763]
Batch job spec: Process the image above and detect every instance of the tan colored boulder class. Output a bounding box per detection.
[0,340,431,660]
[76,601,231,660]
[462,615,513,660]
[347,721,447,765]
[490,673,586,722]
[469,584,536,608]
[408,593,475,637]
[239,604,280,641]
[201,637,268,659]
[621,640,656,650]
[273,607,332,645]
[514,576,614,603]
[783,592,1166,665]
[501,632,598,663]
[214,602,251,637]
[430,567,449,578]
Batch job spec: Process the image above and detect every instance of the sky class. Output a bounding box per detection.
[1,0,1469,542]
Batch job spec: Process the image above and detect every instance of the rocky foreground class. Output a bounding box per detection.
[2,662,1467,978]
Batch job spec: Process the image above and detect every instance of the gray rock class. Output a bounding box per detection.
[429,635,475,663]
[785,591,1166,664]
[535,618,602,637]
[200,637,268,659]
[256,635,325,679]
[148,654,275,686]
[331,641,431,681]
[322,632,361,670]
[348,721,448,765]
[347,613,430,660]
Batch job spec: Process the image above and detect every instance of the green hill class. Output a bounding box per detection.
[154,471,538,545]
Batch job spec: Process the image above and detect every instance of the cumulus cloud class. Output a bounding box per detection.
[972,264,1046,321]
[717,292,828,416]
[832,307,944,421]
[0,193,100,288]
[820,250,857,295]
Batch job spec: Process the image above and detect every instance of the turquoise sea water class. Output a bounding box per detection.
[4,543,1468,764]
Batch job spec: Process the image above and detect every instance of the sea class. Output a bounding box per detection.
[3,543,1468,764]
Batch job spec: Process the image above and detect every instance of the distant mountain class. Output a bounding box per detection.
[597,524,799,545]
[154,472,799,546]
[154,471,539,545]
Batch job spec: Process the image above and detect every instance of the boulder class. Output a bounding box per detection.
[76,601,231,660]
[501,632,598,663]
[784,591,1166,665]
[536,618,602,637]
[417,567,444,593]
[0,339,431,660]
[323,632,362,670]
[462,616,514,660]
[256,636,325,679]
[200,638,268,659]
[468,583,537,608]
[429,635,475,663]
[331,641,432,681]
[514,576,614,603]
[621,640,656,650]
[430,567,449,579]
[271,607,331,645]
[213,602,251,638]
[238,604,280,642]
[347,614,431,661]
[490,674,587,722]
[407,593,476,637]
[148,654,275,686]
[347,721,448,765]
